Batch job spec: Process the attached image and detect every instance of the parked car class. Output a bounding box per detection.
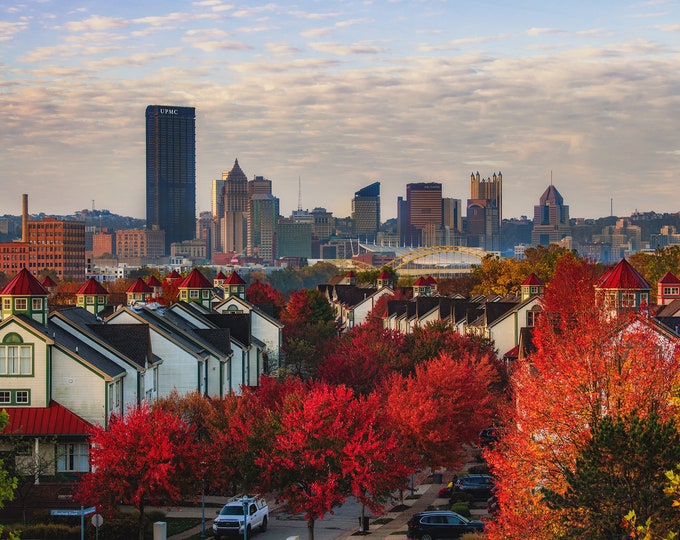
[452,474,495,500]
[213,495,268,539]
[407,510,484,539]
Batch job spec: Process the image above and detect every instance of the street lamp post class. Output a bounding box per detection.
[240,495,253,540]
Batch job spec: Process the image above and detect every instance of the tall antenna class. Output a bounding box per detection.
[550,171,552,186]
[297,176,302,212]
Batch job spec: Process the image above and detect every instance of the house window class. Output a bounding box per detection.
[202,290,210,299]
[98,296,105,304]
[189,290,199,299]
[86,296,94,304]
[108,380,122,412]
[57,443,89,472]
[32,298,43,311]
[14,298,27,311]
[0,389,31,405]
[663,287,679,296]
[621,292,636,308]
[0,340,33,376]
[2,298,10,311]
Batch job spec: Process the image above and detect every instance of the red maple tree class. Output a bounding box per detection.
[256,382,411,540]
[484,256,680,539]
[318,326,407,394]
[76,403,202,540]
[245,279,285,317]
[386,350,500,472]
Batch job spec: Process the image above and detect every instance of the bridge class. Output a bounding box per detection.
[320,245,491,278]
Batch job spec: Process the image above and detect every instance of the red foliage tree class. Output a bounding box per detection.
[256,382,412,540]
[484,256,680,539]
[318,326,407,394]
[245,279,285,318]
[76,403,202,540]
[386,351,500,472]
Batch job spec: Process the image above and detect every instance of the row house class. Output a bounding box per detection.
[318,270,396,331]
[0,267,283,516]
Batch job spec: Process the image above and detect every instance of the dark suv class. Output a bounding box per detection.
[407,510,484,539]
[452,474,495,500]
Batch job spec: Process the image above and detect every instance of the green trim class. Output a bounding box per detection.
[3,332,23,345]
[0,388,31,405]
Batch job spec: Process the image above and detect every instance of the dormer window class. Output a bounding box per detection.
[32,298,42,310]
[2,298,10,310]
[621,292,636,308]
[14,298,27,311]
[189,290,199,299]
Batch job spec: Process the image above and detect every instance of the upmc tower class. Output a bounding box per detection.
[146,105,196,254]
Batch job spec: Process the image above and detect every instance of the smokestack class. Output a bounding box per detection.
[21,194,28,243]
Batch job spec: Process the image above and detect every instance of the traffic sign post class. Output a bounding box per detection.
[51,506,96,540]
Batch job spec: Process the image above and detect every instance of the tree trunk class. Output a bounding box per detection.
[307,516,315,540]
[138,501,145,540]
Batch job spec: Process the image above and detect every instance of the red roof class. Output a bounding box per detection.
[377,270,392,279]
[346,270,357,278]
[597,259,651,290]
[659,271,680,284]
[178,268,213,289]
[3,401,93,436]
[76,277,108,295]
[146,275,162,287]
[126,277,152,294]
[426,276,437,285]
[1,268,48,296]
[413,277,429,286]
[166,270,182,280]
[224,271,246,285]
[41,275,57,288]
[522,273,544,286]
[214,271,228,280]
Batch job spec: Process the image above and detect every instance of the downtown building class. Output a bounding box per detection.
[397,182,443,247]
[531,183,571,247]
[466,171,502,252]
[0,195,85,279]
[352,182,381,242]
[145,105,196,255]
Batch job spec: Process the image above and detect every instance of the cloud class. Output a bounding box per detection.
[64,15,128,32]
[309,41,388,56]
[0,20,29,42]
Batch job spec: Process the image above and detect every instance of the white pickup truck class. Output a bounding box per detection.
[213,495,269,539]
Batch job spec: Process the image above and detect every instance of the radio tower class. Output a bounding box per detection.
[297,176,303,212]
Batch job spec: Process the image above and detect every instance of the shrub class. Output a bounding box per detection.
[450,502,471,517]
[467,464,489,475]
[449,491,474,504]
[9,523,80,539]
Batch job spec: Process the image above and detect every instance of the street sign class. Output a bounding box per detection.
[51,506,96,517]
[92,514,104,528]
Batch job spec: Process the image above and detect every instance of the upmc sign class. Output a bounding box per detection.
[160,108,179,115]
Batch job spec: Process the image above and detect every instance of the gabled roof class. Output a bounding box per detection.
[127,277,152,294]
[2,400,92,436]
[146,275,162,287]
[426,276,437,285]
[345,270,357,278]
[597,259,651,290]
[522,273,544,286]
[41,275,57,288]
[659,271,680,284]
[203,313,251,347]
[377,270,392,280]
[413,277,429,286]
[166,269,182,280]
[1,268,48,296]
[215,271,228,280]
[656,298,680,318]
[76,277,108,295]
[224,271,246,285]
[178,268,213,289]
[87,323,153,369]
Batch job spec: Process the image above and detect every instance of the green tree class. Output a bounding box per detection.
[545,413,680,540]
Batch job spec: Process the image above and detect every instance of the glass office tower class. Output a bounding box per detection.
[146,105,196,254]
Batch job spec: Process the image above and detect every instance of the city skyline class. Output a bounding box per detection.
[3,1,680,221]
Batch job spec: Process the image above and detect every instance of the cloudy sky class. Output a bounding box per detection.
[3,1,680,221]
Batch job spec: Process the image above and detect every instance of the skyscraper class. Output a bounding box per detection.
[222,158,248,253]
[532,183,570,246]
[352,182,380,241]
[398,182,443,246]
[466,171,502,251]
[146,105,196,254]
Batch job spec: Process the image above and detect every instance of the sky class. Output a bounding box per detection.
[3,1,680,222]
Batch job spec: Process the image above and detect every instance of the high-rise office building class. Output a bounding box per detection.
[222,159,248,254]
[397,182,443,246]
[145,105,196,254]
[352,182,380,241]
[248,194,279,262]
[466,171,502,252]
[532,184,570,246]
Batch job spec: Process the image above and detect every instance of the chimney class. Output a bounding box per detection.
[21,194,28,242]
